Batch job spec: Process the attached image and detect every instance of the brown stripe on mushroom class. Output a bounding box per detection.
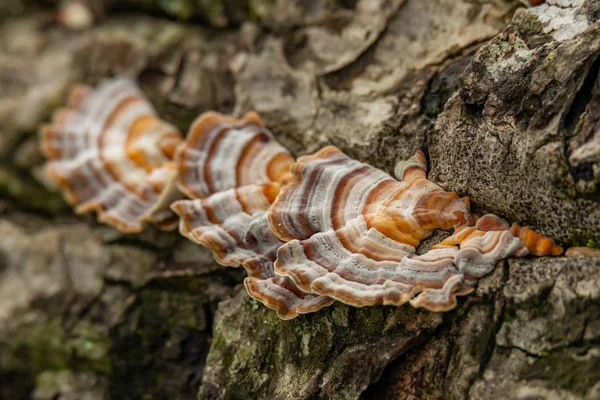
[40,78,183,233]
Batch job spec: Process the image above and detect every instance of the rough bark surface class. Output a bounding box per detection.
[1,1,599,399]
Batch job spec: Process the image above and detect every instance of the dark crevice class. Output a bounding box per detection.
[464,102,485,118]
[501,337,600,358]
[107,272,221,400]
[422,56,474,118]
[363,261,512,400]
[582,0,600,23]
[106,231,179,253]
[320,36,380,90]
[571,161,595,182]
[476,261,509,379]
[361,306,469,399]
[0,370,35,400]
[497,344,542,359]
[559,54,600,199]
[563,54,600,136]
[360,329,448,400]
[106,2,247,30]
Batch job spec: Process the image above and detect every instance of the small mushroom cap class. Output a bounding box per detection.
[475,214,511,231]
[176,111,294,199]
[510,223,563,256]
[394,150,427,181]
[171,187,334,319]
[40,78,183,232]
[245,275,335,320]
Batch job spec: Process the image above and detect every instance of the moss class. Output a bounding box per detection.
[109,275,213,400]
[0,318,111,376]
[202,0,227,26]
[0,0,50,21]
[247,0,267,21]
[0,166,66,213]
[511,10,552,48]
[133,278,209,331]
[69,321,112,376]
[540,50,558,70]
[1,318,70,373]
[568,230,600,248]
[117,0,194,20]
[520,347,600,395]
[158,0,195,20]
[561,192,573,201]
[115,0,251,26]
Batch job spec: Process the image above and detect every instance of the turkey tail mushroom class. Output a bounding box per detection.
[268,148,563,312]
[40,78,183,233]
[269,147,479,311]
[175,111,295,199]
[42,100,565,318]
[510,223,563,256]
[171,112,333,319]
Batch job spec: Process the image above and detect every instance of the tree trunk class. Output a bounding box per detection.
[1,1,599,399]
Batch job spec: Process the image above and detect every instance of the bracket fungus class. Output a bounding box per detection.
[267,147,561,311]
[40,78,183,233]
[171,112,334,319]
[173,113,562,318]
[171,112,562,317]
[40,82,564,319]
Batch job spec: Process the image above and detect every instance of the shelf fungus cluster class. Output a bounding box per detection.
[40,78,183,233]
[41,78,564,319]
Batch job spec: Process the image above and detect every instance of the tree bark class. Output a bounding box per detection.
[1,1,599,399]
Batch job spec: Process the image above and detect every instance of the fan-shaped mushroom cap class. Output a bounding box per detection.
[172,112,333,319]
[176,111,295,199]
[243,212,335,319]
[171,187,333,320]
[269,147,473,246]
[40,78,182,232]
[442,214,563,257]
[510,223,563,256]
[172,184,280,269]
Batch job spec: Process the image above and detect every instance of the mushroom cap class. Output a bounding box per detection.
[40,78,182,233]
[172,112,333,319]
[175,111,294,199]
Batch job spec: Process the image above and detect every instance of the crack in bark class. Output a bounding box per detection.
[476,261,509,379]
